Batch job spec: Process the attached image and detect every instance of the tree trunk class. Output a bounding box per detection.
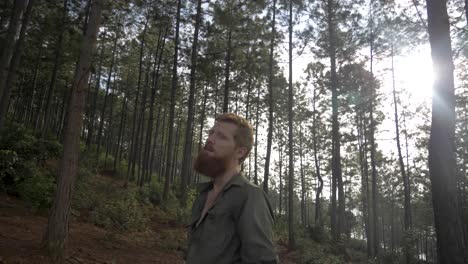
[222,24,232,114]
[327,0,345,241]
[41,0,68,136]
[44,0,102,259]
[163,0,182,200]
[263,0,277,194]
[390,42,413,263]
[97,35,118,157]
[299,126,306,226]
[312,86,323,228]
[114,92,127,171]
[125,20,147,187]
[426,0,467,262]
[180,0,203,204]
[278,140,283,216]
[0,0,28,115]
[287,0,295,249]
[143,26,167,184]
[254,86,260,185]
[0,0,34,131]
[86,46,104,147]
[25,34,44,124]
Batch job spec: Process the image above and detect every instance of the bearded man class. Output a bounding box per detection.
[185,113,278,264]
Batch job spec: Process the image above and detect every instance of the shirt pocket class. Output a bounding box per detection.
[203,209,235,250]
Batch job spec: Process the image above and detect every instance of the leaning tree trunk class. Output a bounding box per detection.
[163,0,182,201]
[263,0,277,194]
[426,0,467,262]
[44,0,102,259]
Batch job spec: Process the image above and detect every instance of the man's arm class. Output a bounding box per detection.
[236,187,278,264]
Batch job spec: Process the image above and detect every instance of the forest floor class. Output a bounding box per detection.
[0,174,296,264]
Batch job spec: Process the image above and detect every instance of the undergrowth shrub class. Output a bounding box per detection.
[0,122,60,209]
[89,190,152,232]
[18,170,55,209]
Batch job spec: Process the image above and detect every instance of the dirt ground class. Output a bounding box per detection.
[0,195,184,264]
[0,194,296,264]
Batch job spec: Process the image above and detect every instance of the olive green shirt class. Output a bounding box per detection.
[186,173,278,264]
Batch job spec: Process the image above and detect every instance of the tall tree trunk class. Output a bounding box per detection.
[180,0,203,204]
[327,0,345,241]
[222,24,232,113]
[41,0,68,136]
[114,92,127,171]
[96,35,118,157]
[0,0,28,116]
[263,0,277,194]
[143,26,167,184]
[86,46,104,147]
[254,86,260,185]
[278,140,283,216]
[44,0,102,259]
[426,0,467,262]
[125,19,147,187]
[357,106,372,256]
[163,0,182,200]
[390,42,413,263]
[312,87,323,228]
[135,62,150,185]
[287,0,295,249]
[25,34,44,124]
[0,0,34,131]
[299,126,306,226]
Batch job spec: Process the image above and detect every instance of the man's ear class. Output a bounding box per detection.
[236,146,248,161]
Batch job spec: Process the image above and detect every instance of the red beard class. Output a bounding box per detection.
[193,149,228,178]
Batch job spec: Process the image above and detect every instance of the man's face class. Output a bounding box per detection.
[194,121,242,178]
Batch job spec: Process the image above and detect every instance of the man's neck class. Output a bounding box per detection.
[212,166,239,193]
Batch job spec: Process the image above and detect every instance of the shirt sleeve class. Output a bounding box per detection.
[236,187,279,264]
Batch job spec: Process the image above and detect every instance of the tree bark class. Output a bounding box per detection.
[287,0,295,249]
[125,19,147,187]
[44,0,102,259]
[426,0,467,262]
[254,85,260,185]
[312,86,323,228]
[143,26,167,184]
[263,0,277,194]
[0,0,28,115]
[163,0,182,200]
[41,0,68,136]
[0,0,34,131]
[86,46,104,147]
[96,34,118,157]
[180,0,203,204]
[299,126,306,226]
[390,42,413,263]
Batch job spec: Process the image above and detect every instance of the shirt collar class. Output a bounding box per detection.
[197,173,246,194]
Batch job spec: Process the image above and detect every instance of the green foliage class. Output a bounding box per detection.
[0,122,61,209]
[17,171,56,209]
[73,169,152,233]
[89,190,152,232]
[293,226,345,264]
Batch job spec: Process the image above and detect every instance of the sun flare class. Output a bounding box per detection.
[394,46,434,104]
